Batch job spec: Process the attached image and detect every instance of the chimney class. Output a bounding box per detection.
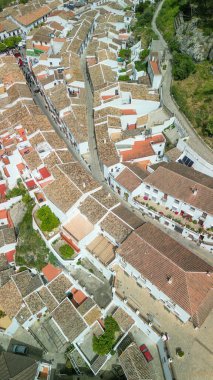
[191,187,198,195]
[167,275,173,284]
[83,182,86,189]
[206,271,211,277]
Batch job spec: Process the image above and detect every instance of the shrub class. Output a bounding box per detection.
[118,75,130,81]
[172,52,196,80]
[6,183,26,199]
[140,48,149,61]
[93,316,119,356]
[135,60,147,72]
[37,205,60,232]
[59,244,74,259]
[119,48,131,60]
[0,310,6,318]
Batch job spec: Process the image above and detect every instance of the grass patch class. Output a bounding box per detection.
[59,244,74,260]
[93,316,120,356]
[172,61,213,146]
[16,199,51,271]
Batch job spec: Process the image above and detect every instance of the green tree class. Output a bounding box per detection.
[172,52,196,80]
[37,205,60,232]
[93,316,119,356]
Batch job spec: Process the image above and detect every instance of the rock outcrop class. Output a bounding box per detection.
[175,17,213,61]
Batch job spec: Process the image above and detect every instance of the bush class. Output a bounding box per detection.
[0,310,6,318]
[37,205,60,232]
[119,48,131,60]
[93,316,119,356]
[172,52,196,80]
[140,48,149,61]
[118,75,130,81]
[6,183,26,199]
[135,61,147,71]
[59,244,74,259]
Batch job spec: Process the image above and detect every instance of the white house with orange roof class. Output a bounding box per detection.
[148,55,162,90]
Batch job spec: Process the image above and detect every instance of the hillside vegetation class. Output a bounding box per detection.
[157,0,213,143]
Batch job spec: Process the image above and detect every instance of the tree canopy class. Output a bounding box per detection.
[172,52,196,80]
[37,205,60,232]
[93,316,119,356]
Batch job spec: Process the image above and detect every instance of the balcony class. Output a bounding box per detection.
[135,196,212,236]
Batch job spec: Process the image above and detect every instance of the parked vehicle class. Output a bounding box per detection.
[139,344,153,362]
[12,344,28,355]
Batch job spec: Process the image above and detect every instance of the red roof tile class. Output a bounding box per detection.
[3,167,10,178]
[0,209,7,219]
[121,135,164,161]
[5,249,16,263]
[116,167,142,192]
[122,109,137,115]
[42,263,62,282]
[25,179,37,189]
[150,60,160,75]
[0,184,7,197]
[71,289,87,305]
[39,167,51,180]
[16,163,25,172]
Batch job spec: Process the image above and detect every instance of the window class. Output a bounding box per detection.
[174,199,179,204]
[50,62,52,65]
[153,189,158,194]
[146,185,150,190]
[190,206,195,212]
[152,196,157,202]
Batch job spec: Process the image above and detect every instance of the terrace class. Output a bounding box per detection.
[135,196,212,236]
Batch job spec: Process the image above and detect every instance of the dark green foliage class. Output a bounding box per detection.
[0,36,21,52]
[6,183,26,199]
[0,310,6,318]
[92,316,120,355]
[59,244,74,259]
[118,75,130,81]
[37,205,60,232]
[119,49,131,60]
[140,48,149,61]
[172,52,196,80]
[134,60,147,72]
[16,200,51,270]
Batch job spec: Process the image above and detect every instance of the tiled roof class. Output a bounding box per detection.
[120,135,164,162]
[0,280,22,318]
[79,196,107,224]
[0,352,38,380]
[38,286,58,312]
[112,205,143,230]
[42,263,62,282]
[25,291,45,314]
[13,271,42,298]
[84,305,102,325]
[52,299,87,342]
[119,343,154,380]
[115,167,142,192]
[43,166,82,213]
[118,223,213,318]
[48,274,72,303]
[145,162,213,214]
[101,212,132,243]
[15,5,50,26]
[92,188,118,209]
[86,235,115,266]
[59,162,98,193]
[112,308,134,332]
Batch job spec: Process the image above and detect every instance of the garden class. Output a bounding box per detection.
[36,205,60,233]
[16,198,53,271]
[93,316,120,356]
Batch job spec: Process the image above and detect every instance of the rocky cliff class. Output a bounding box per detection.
[175,17,213,61]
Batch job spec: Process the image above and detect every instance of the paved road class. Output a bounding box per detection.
[152,0,213,164]
[80,56,104,182]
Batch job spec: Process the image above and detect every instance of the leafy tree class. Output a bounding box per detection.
[172,52,196,80]
[140,48,149,61]
[0,42,6,52]
[37,205,60,232]
[93,316,120,356]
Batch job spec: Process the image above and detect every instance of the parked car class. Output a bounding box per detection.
[12,344,28,355]
[139,344,153,362]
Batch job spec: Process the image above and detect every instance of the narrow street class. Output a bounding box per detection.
[152,0,213,164]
